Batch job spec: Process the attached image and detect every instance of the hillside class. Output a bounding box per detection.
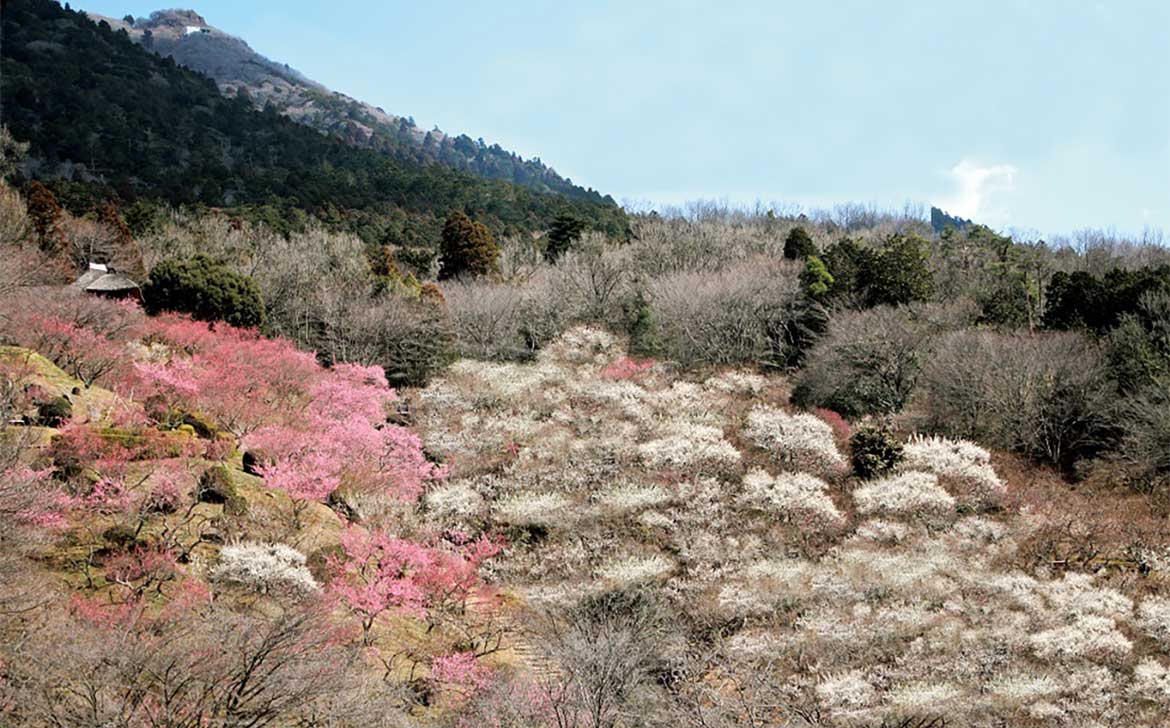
[91,8,607,203]
[0,0,627,240]
[1,282,1168,725]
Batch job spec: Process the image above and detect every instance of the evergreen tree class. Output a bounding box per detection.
[438,211,499,280]
[25,180,64,252]
[545,214,587,261]
[96,201,133,249]
[143,255,265,328]
[858,233,934,307]
[822,237,863,303]
[800,256,835,301]
[783,226,816,260]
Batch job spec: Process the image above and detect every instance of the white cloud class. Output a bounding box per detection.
[940,159,1017,222]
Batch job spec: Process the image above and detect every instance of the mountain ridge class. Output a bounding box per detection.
[92,8,610,204]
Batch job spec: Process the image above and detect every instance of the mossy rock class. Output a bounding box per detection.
[326,487,361,522]
[101,523,147,551]
[195,464,247,515]
[242,448,273,476]
[306,543,344,584]
[179,410,218,439]
[34,395,73,427]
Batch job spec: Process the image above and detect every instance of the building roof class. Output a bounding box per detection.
[72,263,139,293]
[72,262,108,289]
[84,272,140,292]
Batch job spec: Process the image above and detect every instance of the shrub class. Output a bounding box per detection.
[794,304,955,418]
[915,329,1112,467]
[638,422,742,473]
[143,255,265,328]
[740,469,845,530]
[597,554,673,585]
[1113,385,1170,496]
[647,258,806,367]
[901,434,1006,509]
[848,422,903,479]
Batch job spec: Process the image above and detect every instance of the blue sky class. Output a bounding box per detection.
[81,0,1169,236]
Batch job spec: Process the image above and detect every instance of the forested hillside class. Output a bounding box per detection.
[95,9,611,203]
[0,0,627,242]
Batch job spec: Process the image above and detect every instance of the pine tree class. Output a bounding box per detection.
[783,226,816,260]
[545,214,587,262]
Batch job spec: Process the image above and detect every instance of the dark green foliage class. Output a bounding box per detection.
[0,0,628,242]
[822,237,863,303]
[783,226,816,260]
[143,255,265,328]
[849,422,903,479]
[1043,266,1170,333]
[857,234,934,307]
[34,395,73,427]
[625,291,661,358]
[545,214,587,262]
[1105,290,1170,394]
[438,212,499,280]
[977,271,1032,328]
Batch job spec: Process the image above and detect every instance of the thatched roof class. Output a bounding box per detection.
[84,272,139,292]
[72,263,139,293]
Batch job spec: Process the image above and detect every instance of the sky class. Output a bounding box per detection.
[81,0,1170,237]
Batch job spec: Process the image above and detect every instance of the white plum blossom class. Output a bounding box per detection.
[495,492,573,528]
[1030,615,1132,664]
[1136,596,1170,648]
[816,670,877,711]
[211,542,319,594]
[598,554,673,585]
[853,471,956,520]
[1132,658,1170,701]
[638,422,741,471]
[741,469,845,529]
[598,484,672,512]
[902,433,1007,508]
[744,405,844,472]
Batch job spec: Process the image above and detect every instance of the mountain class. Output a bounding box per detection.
[0,0,626,241]
[930,206,974,234]
[93,9,606,203]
